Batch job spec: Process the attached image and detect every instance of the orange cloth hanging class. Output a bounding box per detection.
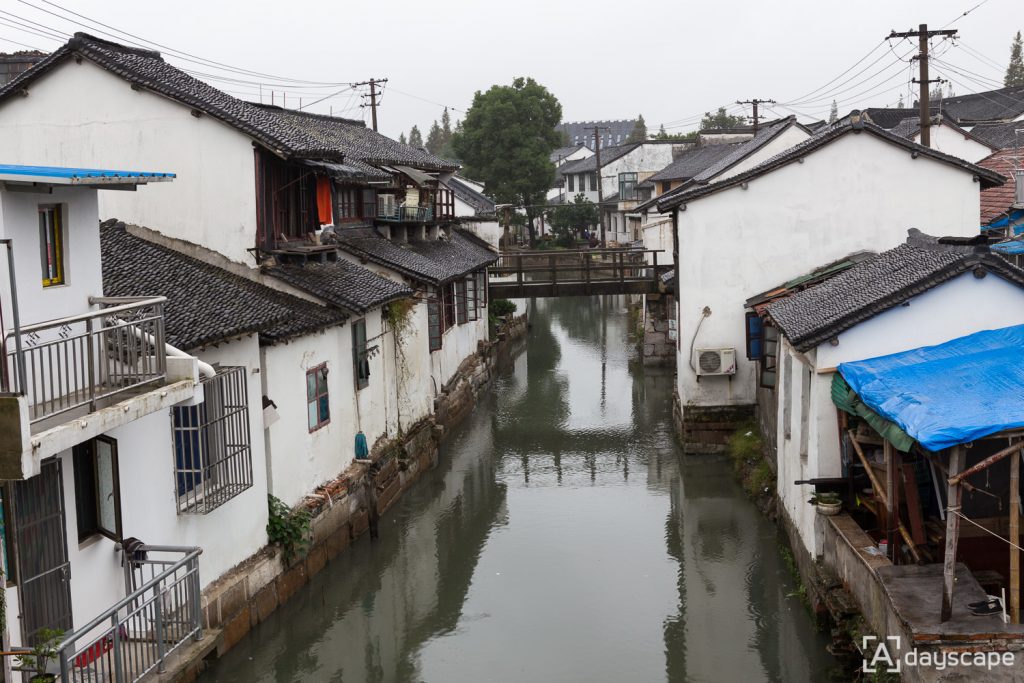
[316,176,333,225]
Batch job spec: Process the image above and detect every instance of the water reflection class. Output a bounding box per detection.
[203,296,835,683]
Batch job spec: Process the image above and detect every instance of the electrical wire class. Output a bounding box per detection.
[781,40,889,106]
[941,0,993,29]
[14,0,354,87]
[0,33,44,51]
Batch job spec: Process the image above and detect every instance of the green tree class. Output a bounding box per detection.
[408,125,423,148]
[625,114,648,143]
[654,124,697,142]
[398,132,407,145]
[441,107,453,139]
[425,120,445,154]
[548,193,599,243]
[828,100,838,124]
[700,107,746,130]
[1006,31,1024,86]
[451,77,563,247]
[440,118,462,160]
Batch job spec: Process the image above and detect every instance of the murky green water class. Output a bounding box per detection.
[203,296,837,682]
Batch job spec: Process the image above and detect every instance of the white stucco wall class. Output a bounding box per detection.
[778,273,1024,557]
[714,125,811,180]
[0,187,102,327]
[912,125,994,164]
[0,59,259,265]
[641,214,674,266]
[675,132,984,410]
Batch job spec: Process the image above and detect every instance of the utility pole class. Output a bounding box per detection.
[736,99,776,134]
[586,126,609,246]
[356,78,389,132]
[888,24,957,147]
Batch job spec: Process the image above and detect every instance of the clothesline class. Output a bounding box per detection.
[949,508,1024,553]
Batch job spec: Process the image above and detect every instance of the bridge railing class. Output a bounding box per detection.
[491,248,663,289]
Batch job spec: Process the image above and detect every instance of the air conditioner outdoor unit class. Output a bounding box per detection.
[1014,170,1024,208]
[694,347,736,376]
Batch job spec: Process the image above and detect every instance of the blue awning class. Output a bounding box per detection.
[993,239,1024,255]
[0,164,175,185]
[837,325,1024,452]
[985,209,1024,230]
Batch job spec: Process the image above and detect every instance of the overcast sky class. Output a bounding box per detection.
[5,0,1021,142]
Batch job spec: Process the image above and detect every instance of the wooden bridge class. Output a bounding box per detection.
[488,248,669,299]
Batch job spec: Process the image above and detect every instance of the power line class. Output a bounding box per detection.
[0,33,45,51]
[780,40,889,106]
[14,0,355,87]
[941,0,992,28]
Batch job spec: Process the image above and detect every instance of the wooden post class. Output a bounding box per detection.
[885,441,897,558]
[941,445,966,622]
[516,254,523,291]
[550,254,557,286]
[1011,447,1020,624]
[652,251,658,285]
[584,252,591,294]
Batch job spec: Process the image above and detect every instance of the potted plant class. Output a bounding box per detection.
[16,628,63,683]
[811,492,842,516]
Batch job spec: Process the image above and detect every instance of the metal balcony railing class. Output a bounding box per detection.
[376,201,434,223]
[57,545,202,683]
[3,297,167,423]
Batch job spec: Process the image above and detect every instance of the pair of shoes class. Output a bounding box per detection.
[969,598,1002,616]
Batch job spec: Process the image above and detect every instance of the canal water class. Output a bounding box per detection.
[203,296,838,682]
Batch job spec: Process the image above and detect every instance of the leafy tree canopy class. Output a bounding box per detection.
[653,124,697,142]
[699,107,746,130]
[547,194,598,237]
[451,77,563,244]
[398,132,407,145]
[425,120,445,155]
[625,114,648,143]
[1006,31,1024,87]
[408,125,423,148]
[828,100,838,124]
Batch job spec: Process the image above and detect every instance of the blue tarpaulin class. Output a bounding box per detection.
[837,325,1024,452]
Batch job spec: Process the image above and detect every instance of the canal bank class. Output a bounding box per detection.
[199,296,837,682]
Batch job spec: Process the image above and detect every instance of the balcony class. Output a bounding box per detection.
[374,199,434,223]
[56,545,203,683]
[0,297,201,479]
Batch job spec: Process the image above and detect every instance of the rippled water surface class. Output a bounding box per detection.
[203,296,837,682]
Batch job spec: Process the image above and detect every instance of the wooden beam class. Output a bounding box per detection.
[901,461,927,545]
[948,440,1024,486]
[885,441,897,556]
[942,445,966,623]
[1011,447,1020,624]
[848,432,923,562]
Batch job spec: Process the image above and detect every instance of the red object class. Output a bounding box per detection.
[316,176,333,225]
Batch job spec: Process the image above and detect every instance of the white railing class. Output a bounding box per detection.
[57,545,202,682]
[3,297,167,423]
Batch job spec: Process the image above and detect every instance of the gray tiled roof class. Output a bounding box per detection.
[550,145,586,163]
[448,176,496,214]
[266,259,412,314]
[859,108,922,129]
[690,116,798,184]
[647,144,741,183]
[0,33,456,173]
[656,119,1006,212]
[334,227,496,285]
[100,221,348,349]
[969,121,1024,150]
[932,86,1024,123]
[766,230,1024,352]
[558,142,641,175]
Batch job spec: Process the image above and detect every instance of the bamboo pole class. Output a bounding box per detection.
[1011,448,1020,624]
[847,432,922,562]
[948,440,1024,486]
[942,446,966,622]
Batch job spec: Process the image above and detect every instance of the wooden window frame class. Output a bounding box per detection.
[442,282,456,333]
[456,280,468,325]
[306,363,331,432]
[352,319,370,390]
[72,436,123,543]
[427,289,443,351]
[39,204,65,287]
[467,274,479,322]
[567,174,575,192]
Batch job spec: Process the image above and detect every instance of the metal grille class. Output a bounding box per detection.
[172,366,253,514]
[4,297,167,423]
[57,545,202,682]
[698,351,722,374]
[12,459,73,644]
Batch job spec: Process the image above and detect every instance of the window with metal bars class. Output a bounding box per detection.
[352,319,370,389]
[172,366,254,514]
[442,282,456,332]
